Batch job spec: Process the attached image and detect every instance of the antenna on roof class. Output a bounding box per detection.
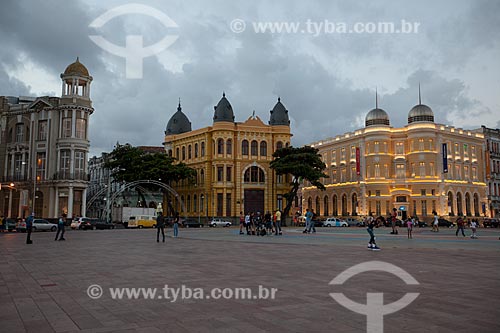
[375,87,378,109]
[418,82,422,105]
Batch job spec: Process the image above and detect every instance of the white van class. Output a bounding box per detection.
[128,215,157,228]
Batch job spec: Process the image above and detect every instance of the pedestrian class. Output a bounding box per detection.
[303,209,312,233]
[265,211,273,235]
[275,209,282,235]
[245,212,251,235]
[156,212,165,242]
[239,211,245,235]
[173,212,179,238]
[390,208,398,234]
[366,213,380,251]
[55,213,66,241]
[470,219,478,239]
[25,213,34,244]
[456,216,466,237]
[432,211,439,232]
[406,218,413,239]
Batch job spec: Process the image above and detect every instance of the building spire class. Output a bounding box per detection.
[177,98,181,111]
[418,82,421,105]
[375,87,378,109]
[222,91,225,98]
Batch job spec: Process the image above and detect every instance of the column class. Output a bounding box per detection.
[68,186,74,218]
[71,109,76,138]
[10,153,15,177]
[82,188,87,217]
[61,81,65,96]
[49,187,55,217]
[54,187,59,217]
[8,189,13,217]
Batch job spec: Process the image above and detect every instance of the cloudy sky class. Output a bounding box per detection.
[1,0,499,157]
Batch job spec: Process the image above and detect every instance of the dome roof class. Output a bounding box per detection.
[213,93,235,123]
[165,102,191,135]
[269,97,290,126]
[408,104,434,123]
[63,57,90,76]
[365,108,390,127]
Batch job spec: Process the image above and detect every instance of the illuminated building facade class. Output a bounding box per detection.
[302,95,488,221]
[163,94,292,219]
[482,126,500,217]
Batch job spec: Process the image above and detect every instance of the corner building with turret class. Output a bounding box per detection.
[163,94,292,219]
[302,95,489,222]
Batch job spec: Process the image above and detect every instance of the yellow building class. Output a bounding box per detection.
[163,94,292,219]
[302,94,488,222]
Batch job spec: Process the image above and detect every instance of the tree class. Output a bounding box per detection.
[270,145,328,222]
[104,143,196,184]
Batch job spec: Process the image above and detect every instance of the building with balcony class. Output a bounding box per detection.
[0,57,93,218]
[301,92,488,222]
[482,126,500,217]
[163,94,292,219]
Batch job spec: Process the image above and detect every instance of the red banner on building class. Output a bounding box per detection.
[356,147,360,175]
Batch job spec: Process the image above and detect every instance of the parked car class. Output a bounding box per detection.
[70,217,89,229]
[128,215,156,228]
[344,217,362,227]
[16,218,26,232]
[483,218,499,228]
[94,220,115,230]
[32,219,57,232]
[209,219,232,227]
[182,219,204,228]
[438,218,454,228]
[80,218,101,230]
[2,218,16,232]
[323,218,348,227]
[417,220,428,228]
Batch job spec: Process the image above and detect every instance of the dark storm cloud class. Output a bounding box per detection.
[0,0,498,156]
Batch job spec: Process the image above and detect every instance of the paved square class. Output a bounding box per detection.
[1,226,500,332]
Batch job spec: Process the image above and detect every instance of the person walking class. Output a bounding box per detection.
[406,218,413,239]
[156,212,165,242]
[55,213,66,241]
[25,213,34,244]
[173,212,179,238]
[390,208,398,234]
[432,211,439,232]
[245,212,251,235]
[275,209,282,235]
[470,219,478,239]
[456,216,466,237]
[303,209,312,233]
[239,211,245,235]
[366,213,380,250]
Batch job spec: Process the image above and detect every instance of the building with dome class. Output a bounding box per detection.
[163,94,292,219]
[300,91,489,222]
[0,57,94,219]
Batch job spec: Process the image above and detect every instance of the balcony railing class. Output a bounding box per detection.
[53,171,90,181]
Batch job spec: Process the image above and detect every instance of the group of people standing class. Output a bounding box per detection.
[240,210,282,236]
[155,212,179,242]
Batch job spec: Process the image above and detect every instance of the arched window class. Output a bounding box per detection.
[448,192,454,215]
[176,148,179,159]
[217,138,224,154]
[188,145,192,159]
[168,149,172,157]
[251,140,258,156]
[242,140,249,155]
[332,195,338,216]
[324,196,329,216]
[341,194,347,216]
[201,142,205,156]
[193,194,197,212]
[182,146,186,160]
[456,192,463,216]
[465,193,471,216]
[315,197,320,216]
[352,193,358,216]
[473,193,479,216]
[285,142,290,148]
[194,143,198,158]
[200,169,205,183]
[226,139,232,155]
[187,195,191,212]
[307,197,312,210]
[243,166,265,183]
[260,141,267,156]
[276,141,283,150]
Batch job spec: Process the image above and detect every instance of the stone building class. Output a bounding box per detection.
[163,94,292,219]
[0,58,93,218]
[301,93,488,221]
[482,126,500,217]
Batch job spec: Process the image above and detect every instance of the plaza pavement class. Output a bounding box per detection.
[1,225,499,332]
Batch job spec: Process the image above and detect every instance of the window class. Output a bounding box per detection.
[331,150,336,165]
[374,141,379,153]
[340,147,346,161]
[429,139,434,150]
[217,166,223,182]
[340,168,346,182]
[350,146,356,160]
[419,162,425,177]
[15,123,24,142]
[193,195,197,212]
[260,141,267,156]
[350,167,356,181]
[464,165,469,180]
[182,146,186,160]
[419,138,424,151]
[36,152,46,181]
[38,120,48,141]
[396,164,405,178]
[60,150,71,178]
[455,165,461,179]
[226,139,232,155]
[251,140,258,156]
[454,143,460,157]
[463,144,469,159]
[429,162,435,177]
[188,145,192,159]
[395,142,404,155]
[76,118,86,139]
[217,139,224,154]
[471,146,476,158]
[374,164,380,178]
[242,140,249,155]
[75,151,85,179]
[472,167,477,180]
[410,163,415,177]
[194,143,198,158]
[421,200,427,216]
[276,141,283,150]
[421,189,426,196]
[201,142,205,156]
[200,169,205,183]
[332,170,337,182]
[187,196,191,212]
[376,190,381,196]
[226,194,231,217]
[176,148,179,159]
[62,117,72,138]
[14,154,23,179]
[244,166,265,183]
[226,166,232,182]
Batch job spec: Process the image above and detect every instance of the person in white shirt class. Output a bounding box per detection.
[432,211,439,232]
[470,220,478,239]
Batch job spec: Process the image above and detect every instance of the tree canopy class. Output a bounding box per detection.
[270,145,328,219]
[104,143,196,184]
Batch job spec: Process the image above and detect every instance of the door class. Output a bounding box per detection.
[244,190,264,215]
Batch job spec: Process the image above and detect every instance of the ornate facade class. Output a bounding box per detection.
[0,58,93,218]
[302,94,488,221]
[163,94,292,219]
[482,126,500,217]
